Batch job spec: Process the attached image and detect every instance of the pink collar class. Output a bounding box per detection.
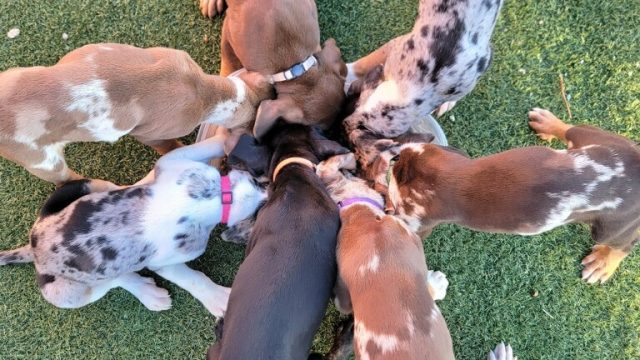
[220,176,233,224]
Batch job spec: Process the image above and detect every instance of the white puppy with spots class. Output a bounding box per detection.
[0,43,272,184]
[0,135,266,316]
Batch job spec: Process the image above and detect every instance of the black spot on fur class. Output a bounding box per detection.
[30,233,38,248]
[101,247,118,261]
[96,266,106,275]
[177,216,189,224]
[482,0,493,10]
[64,254,95,272]
[58,199,103,245]
[39,180,91,218]
[414,98,424,105]
[125,187,152,199]
[405,38,415,51]
[86,239,94,247]
[429,17,466,83]
[36,273,56,288]
[174,233,189,241]
[477,56,487,73]
[68,244,85,256]
[446,87,457,95]
[97,236,108,245]
[400,54,406,61]
[138,256,147,263]
[121,211,130,225]
[103,218,111,225]
[178,241,186,248]
[421,25,429,37]
[472,32,479,44]
[417,59,429,82]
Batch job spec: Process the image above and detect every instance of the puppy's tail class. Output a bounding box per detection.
[0,245,33,266]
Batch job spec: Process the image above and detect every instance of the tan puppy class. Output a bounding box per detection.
[0,43,271,184]
[316,153,454,360]
[382,109,640,284]
[200,0,347,138]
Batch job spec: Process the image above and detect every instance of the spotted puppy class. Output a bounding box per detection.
[0,135,266,315]
[346,0,502,135]
[316,153,454,360]
[0,43,272,184]
[383,108,640,284]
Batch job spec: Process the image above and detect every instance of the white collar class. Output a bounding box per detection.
[268,55,318,84]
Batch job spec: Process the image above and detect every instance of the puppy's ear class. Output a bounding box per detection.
[393,156,414,187]
[362,64,385,90]
[237,71,275,104]
[227,134,269,177]
[310,127,350,161]
[319,38,347,77]
[253,98,304,139]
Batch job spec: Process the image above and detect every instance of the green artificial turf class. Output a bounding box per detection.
[1,0,639,359]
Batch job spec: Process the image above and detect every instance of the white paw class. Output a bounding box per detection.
[435,101,457,117]
[426,270,449,301]
[203,286,231,318]
[136,279,172,311]
[488,342,517,360]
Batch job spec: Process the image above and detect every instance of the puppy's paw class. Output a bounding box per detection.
[488,343,517,360]
[435,101,457,117]
[203,286,231,318]
[581,244,628,284]
[136,278,172,311]
[426,270,449,301]
[527,107,571,141]
[200,0,226,18]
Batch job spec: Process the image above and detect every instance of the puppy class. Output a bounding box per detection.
[199,0,347,138]
[382,108,640,284]
[0,43,272,184]
[0,135,266,316]
[207,123,348,359]
[345,0,502,136]
[316,153,454,360]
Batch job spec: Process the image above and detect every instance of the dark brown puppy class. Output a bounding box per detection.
[382,108,639,284]
[207,123,348,359]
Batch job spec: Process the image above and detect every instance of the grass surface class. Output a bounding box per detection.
[1,0,639,359]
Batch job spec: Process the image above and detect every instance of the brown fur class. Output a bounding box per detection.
[386,110,640,283]
[0,43,272,184]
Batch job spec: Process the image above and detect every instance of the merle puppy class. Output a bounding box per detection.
[207,123,348,359]
[0,136,266,316]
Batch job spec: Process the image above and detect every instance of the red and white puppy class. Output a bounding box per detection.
[0,43,272,184]
[383,109,640,284]
[317,153,454,360]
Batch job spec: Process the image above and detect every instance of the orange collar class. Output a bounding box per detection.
[272,157,316,182]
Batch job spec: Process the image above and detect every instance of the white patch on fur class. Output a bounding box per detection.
[537,149,625,233]
[362,80,407,112]
[426,270,449,301]
[401,143,425,155]
[203,77,245,124]
[355,320,400,360]
[66,79,130,141]
[33,142,67,170]
[13,107,50,149]
[359,253,380,275]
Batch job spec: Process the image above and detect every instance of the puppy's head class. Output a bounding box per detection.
[252,39,347,138]
[229,122,349,179]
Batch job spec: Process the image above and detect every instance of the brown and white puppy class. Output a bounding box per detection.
[200,0,347,138]
[345,0,503,137]
[383,109,640,284]
[0,43,272,184]
[316,153,454,360]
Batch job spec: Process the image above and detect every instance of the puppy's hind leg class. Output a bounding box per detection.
[38,274,118,309]
[426,270,449,301]
[527,108,573,144]
[152,263,230,317]
[113,272,172,311]
[488,343,518,360]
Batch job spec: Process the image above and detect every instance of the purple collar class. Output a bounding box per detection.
[337,197,384,211]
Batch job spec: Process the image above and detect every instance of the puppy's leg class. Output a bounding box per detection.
[527,108,573,143]
[9,144,84,185]
[487,343,518,360]
[426,270,449,301]
[152,263,230,317]
[155,135,226,166]
[139,138,183,155]
[581,244,630,284]
[220,21,243,76]
[38,274,119,309]
[200,0,226,18]
[114,272,172,311]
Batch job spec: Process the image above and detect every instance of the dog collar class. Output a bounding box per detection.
[338,197,384,211]
[272,157,316,182]
[268,55,318,84]
[220,175,233,224]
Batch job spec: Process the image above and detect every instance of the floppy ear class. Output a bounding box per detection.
[253,98,304,139]
[392,156,414,187]
[319,38,347,77]
[310,127,350,161]
[226,134,270,177]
